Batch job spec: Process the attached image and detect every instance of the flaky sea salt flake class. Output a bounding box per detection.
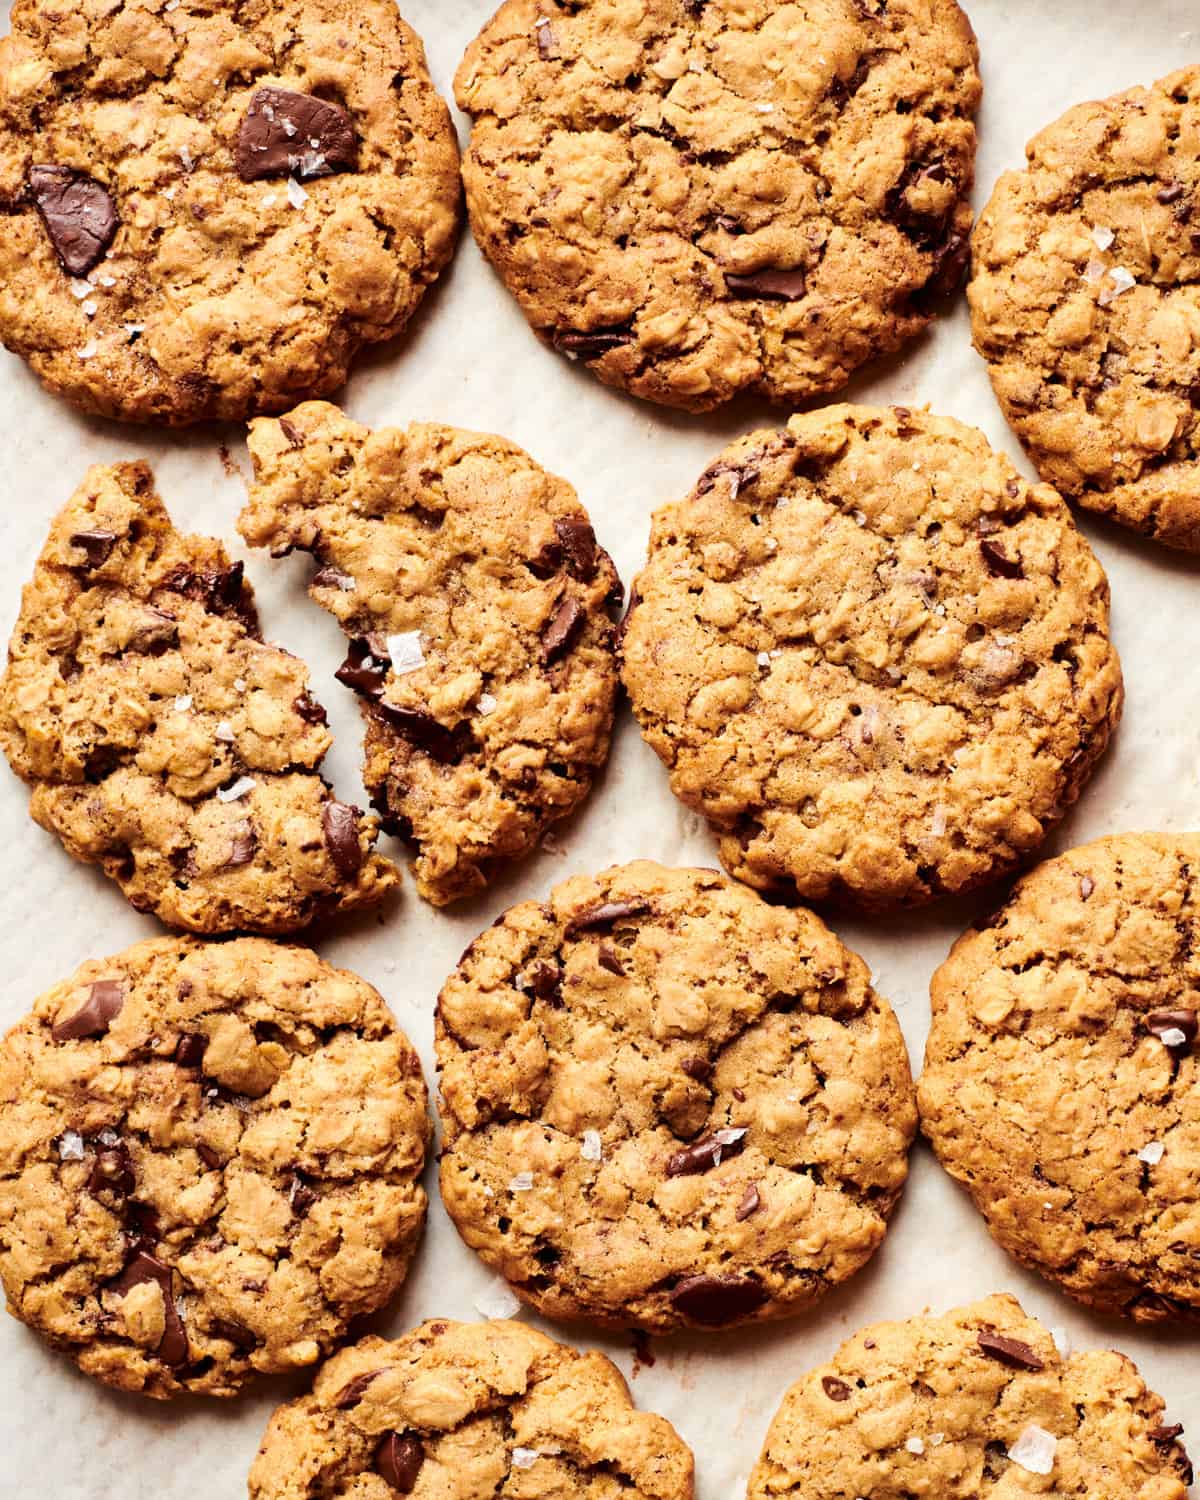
[905,1437,925,1455]
[217,776,257,803]
[386,631,426,675]
[1160,1027,1188,1048]
[1099,266,1136,306]
[581,1129,603,1163]
[77,340,99,361]
[1008,1425,1057,1476]
[509,1171,534,1192]
[70,279,92,300]
[477,692,498,715]
[286,176,309,209]
[512,1449,539,1470]
[1138,1140,1165,1166]
[58,1130,86,1161]
[1090,224,1115,251]
[474,1276,521,1320]
[174,694,193,712]
[215,720,235,743]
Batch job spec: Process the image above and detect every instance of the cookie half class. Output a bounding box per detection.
[0,460,396,933]
[622,405,1124,910]
[242,402,622,907]
[249,1317,694,1500]
[970,67,1200,550]
[749,1293,1192,1500]
[436,861,916,1333]
[455,0,980,412]
[0,937,429,1399]
[920,832,1200,1323]
[0,0,460,424]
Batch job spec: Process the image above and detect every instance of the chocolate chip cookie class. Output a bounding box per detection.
[435,861,916,1333]
[921,832,1200,1324]
[970,67,1200,550]
[248,1318,695,1500]
[621,405,1124,911]
[0,936,429,1399]
[749,1293,1192,1500]
[0,0,460,424]
[242,402,622,907]
[0,460,396,933]
[455,0,980,413]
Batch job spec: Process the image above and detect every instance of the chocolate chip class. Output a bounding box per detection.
[333,1370,381,1409]
[278,417,306,449]
[70,529,117,569]
[1145,1008,1198,1052]
[725,268,807,301]
[174,1033,207,1068]
[554,517,598,580]
[553,326,635,361]
[376,704,475,764]
[210,1317,256,1351]
[29,165,118,275]
[565,898,652,937]
[980,537,1024,579]
[821,1375,851,1401]
[289,1173,317,1216]
[335,636,390,696]
[128,606,179,653]
[375,1433,425,1493]
[669,1274,767,1326]
[736,1183,761,1221]
[665,1127,747,1177]
[322,801,363,880]
[680,1055,712,1082]
[293,691,328,725]
[313,565,355,592]
[88,1142,135,1198]
[597,942,625,976]
[523,960,563,1004]
[977,1330,1044,1370]
[107,1252,188,1366]
[1158,183,1186,204]
[160,562,256,633]
[236,87,357,183]
[52,980,125,1042]
[542,595,585,663]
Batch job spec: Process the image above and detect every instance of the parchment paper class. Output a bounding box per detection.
[2,3,1198,1495]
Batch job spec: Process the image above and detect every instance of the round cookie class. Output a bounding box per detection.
[241,402,623,907]
[455,0,980,413]
[0,460,396,933]
[435,861,916,1333]
[248,1318,695,1500]
[920,832,1200,1324]
[0,937,429,1399]
[621,404,1124,911]
[0,0,460,425]
[748,1293,1192,1500]
[970,67,1200,551]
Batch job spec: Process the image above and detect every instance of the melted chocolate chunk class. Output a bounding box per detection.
[210,1316,256,1351]
[236,87,358,183]
[821,1375,851,1401]
[980,537,1024,579]
[1146,1008,1198,1051]
[615,584,641,655]
[336,636,390,697]
[125,1201,160,1254]
[553,326,635,361]
[977,1330,1044,1370]
[224,821,257,869]
[107,1252,188,1366]
[725,268,807,301]
[697,458,760,499]
[196,1144,222,1171]
[289,1173,317,1217]
[920,229,970,301]
[554,517,598,580]
[52,980,125,1042]
[322,801,363,880]
[174,1032,207,1068]
[669,1274,767,1326]
[596,941,625,976]
[278,417,306,449]
[665,1127,747,1178]
[1158,183,1186,205]
[293,691,328,725]
[542,595,585,664]
[523,960,562,1004]
[160,562,256,633]
[735,1183,761,1221]
[88,1142,135,1199]
[375,1433,425,1493]
[565,898,652,937]
[70,529,117,570]
[128,606,179,653]
[887,159,956,245]
[376,704,475,764]
[333,1370,381,1409]
[680,1055,712,1082]
[29,165,119,276]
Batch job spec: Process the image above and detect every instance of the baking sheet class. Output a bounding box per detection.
[2,2,1198,1495]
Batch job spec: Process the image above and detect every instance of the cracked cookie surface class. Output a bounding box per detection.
[0,0,460,425]
[249,1318,695,1500]
[435,861,915,1333]
[0,460,396,933]
[920,833,1200,1324]
[0,936,429,1399]
[748,1293,1192,1500]
[242,401,621,908]
[970,67,1200,550]
[455,0,980,413]
[621,405,1124,911]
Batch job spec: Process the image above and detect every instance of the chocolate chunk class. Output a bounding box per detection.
[1150,1424,1185,1443]
[322,801,363,880]
[52,980,125,1042]
[920,229,970,300]
[821,1375,851,1401]
[553,326,635,361]
[312,565,355,592]
[88,1142,135,1199]
[1145,1008,1198,1051]
[725,268,807,301]
[615,584,641,655]
[565,898,652,937]
[160,562,256,633]
[210,1317,256,1351]
[980,537,1024,579]
[107,1252,188,1366]
[669,1274,767,1326]
[554,517,598,580]
[128,606,179,653]
[542,595,585,663]
[196,1144,222,1170]
[680,1055,712,1082]
[224,821,257,869]
[697,458,760,499]
[333,1370,381,1409]
[278,417,306,449]
[293,691,328,725]
[236,87,357,183]
[29,165,119,276]
[289,1173,317,1217]
[70,529,117,570]
[887,159,955,243]
[527,537,564,579]
[523,960,562,1004]
[736,1183,761,1221]
[336,636,390,697]
[977,1330,1044,1370]
[375,1433,425,1493]
[665,1127,747,1177]
[376,704,475,764]
[1158,183,1186,204]
[174,1033,207,1068]
[596,941,625,976]
[125,1201,160,1253]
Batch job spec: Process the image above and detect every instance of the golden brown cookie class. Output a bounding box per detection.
[241,402,622,907]
[970,67,1200,550]
[0,937,429,1399]
[249,1318,695,1500]
[621,405,1124,911]
[455,0,980,413]
[0,460,396,933]
[435,861,916,1333]
[920,832,1200,1324]
[0,0,460,424]
[749,1294,1192,1500]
